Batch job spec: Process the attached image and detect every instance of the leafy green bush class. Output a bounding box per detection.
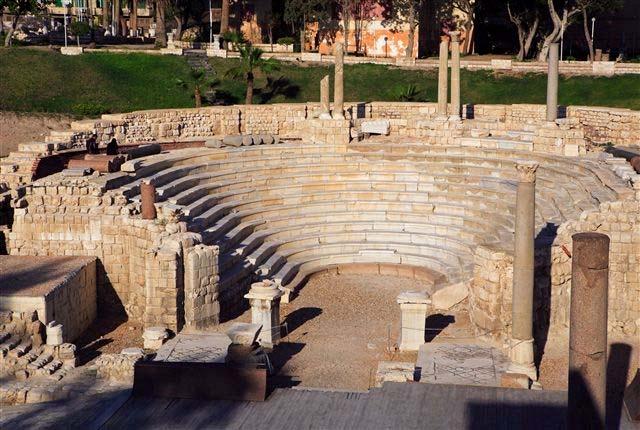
[396,84,419,102]
[277,37,295,46]
[71,102,109,117]
[69,20,91,37]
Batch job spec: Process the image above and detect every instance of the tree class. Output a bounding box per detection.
[2,0,50,46]
[176,68,218,108]
[220,0,229,34]
[452,0,476,54]
[69,20,90,46]
[575,0,622,61]
[284,0,327,53]
[227,44,279,104]
[155,0,167,47]
[538,0,581,61]
[381,0,425,59]
[507,1,541,61]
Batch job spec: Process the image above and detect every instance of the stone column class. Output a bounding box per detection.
[509,162,539,381]
[140,181,157,220]
[320,75,332,119]
[333,43,345,119]
[397,291,431,351]
[244,281,284,348]
[568,233,609,428]
[437,38,449,117]
[546,42,560,122]
[450,31,461,120]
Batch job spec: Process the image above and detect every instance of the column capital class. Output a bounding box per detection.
[515,162,539,183]
[449,31,461,43]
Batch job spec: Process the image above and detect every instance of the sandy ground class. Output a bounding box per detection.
[0,112,72,157]
[220,272,477,391]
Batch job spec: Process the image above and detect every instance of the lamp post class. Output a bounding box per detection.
[208,0,212,46]
[63,0,72,47]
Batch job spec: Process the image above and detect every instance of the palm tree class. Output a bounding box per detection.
[176,68,218,108]
[227,44,279,105]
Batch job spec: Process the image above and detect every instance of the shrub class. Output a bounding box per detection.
[277,37,295,46]
[72,102,109,117]
[69,21,91,37]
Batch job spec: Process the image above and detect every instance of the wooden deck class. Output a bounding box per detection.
[2,382,638,429]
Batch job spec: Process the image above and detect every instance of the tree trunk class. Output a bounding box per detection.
[5,15,19,47]
[300,13,305,52]
[0,11,4,35]
[462,20,474,55]
[102,0,110,30]
[342,11,350,55]
[245,72,254,105]
[113,0,121,36]
[195,85,202,108]
[523,15,539,59]
[174,16,182,41]
[582,8,594,62]
[405,6,415,58]
[131,0,138,36]
[155,0,167,47]
[220,0,229,34]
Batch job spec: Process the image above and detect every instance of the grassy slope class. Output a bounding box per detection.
[0,49,195,115]
[1,49,639,116]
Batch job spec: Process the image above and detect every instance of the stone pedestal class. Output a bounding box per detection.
[45,322,63,346]
[397,291,431,351]
[244,281,284,348]
[319,75,332,119]
[450,32,461,119]
[437,39,449,117]
[143,326,168,350]
[333,43,345,119]
[568,232,609,428]
[509,162,539,381]
[546,43,559,122]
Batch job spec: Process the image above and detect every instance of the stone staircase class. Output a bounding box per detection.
[104,138,629,317]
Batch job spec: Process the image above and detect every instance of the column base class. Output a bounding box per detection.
[448,115,462,122]
[319,113,333,120]
[332,112,345,120]
[509,338,537,381]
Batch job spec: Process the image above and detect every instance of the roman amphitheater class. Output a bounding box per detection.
[1,50,640,427]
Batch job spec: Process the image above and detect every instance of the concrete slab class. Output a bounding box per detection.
[153,333,230,363]
[417,343,510,387]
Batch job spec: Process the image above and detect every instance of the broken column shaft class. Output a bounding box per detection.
[140,181,157,220]
[568,232,609,428]
[437,38,449,116]
[450,32,461,119]
[546,43,560,122]
[320,75,331,119]
[333,43,345,119]
[509,162,539,380]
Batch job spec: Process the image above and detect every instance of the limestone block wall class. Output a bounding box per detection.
[6,174,216,331]
[184,244,220,330]
[469,198,640,342]
[566,106,640,145]
[44,258,97,342]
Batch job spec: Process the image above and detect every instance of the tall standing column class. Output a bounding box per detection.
[546,42,560,122]
[568,233,609,428]
[437,38,449,117]
[509,161,539,381]
[450,31,461,119]
[333,43,345,119]
[320,75,331,119]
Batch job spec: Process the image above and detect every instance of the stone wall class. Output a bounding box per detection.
[184,244,220,330]
[6,174,218,331]
[469,196,640,342]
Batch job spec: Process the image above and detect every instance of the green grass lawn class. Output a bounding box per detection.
[1,48,640,117]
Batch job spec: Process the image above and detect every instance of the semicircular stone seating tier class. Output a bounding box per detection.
[108,140,629,317]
